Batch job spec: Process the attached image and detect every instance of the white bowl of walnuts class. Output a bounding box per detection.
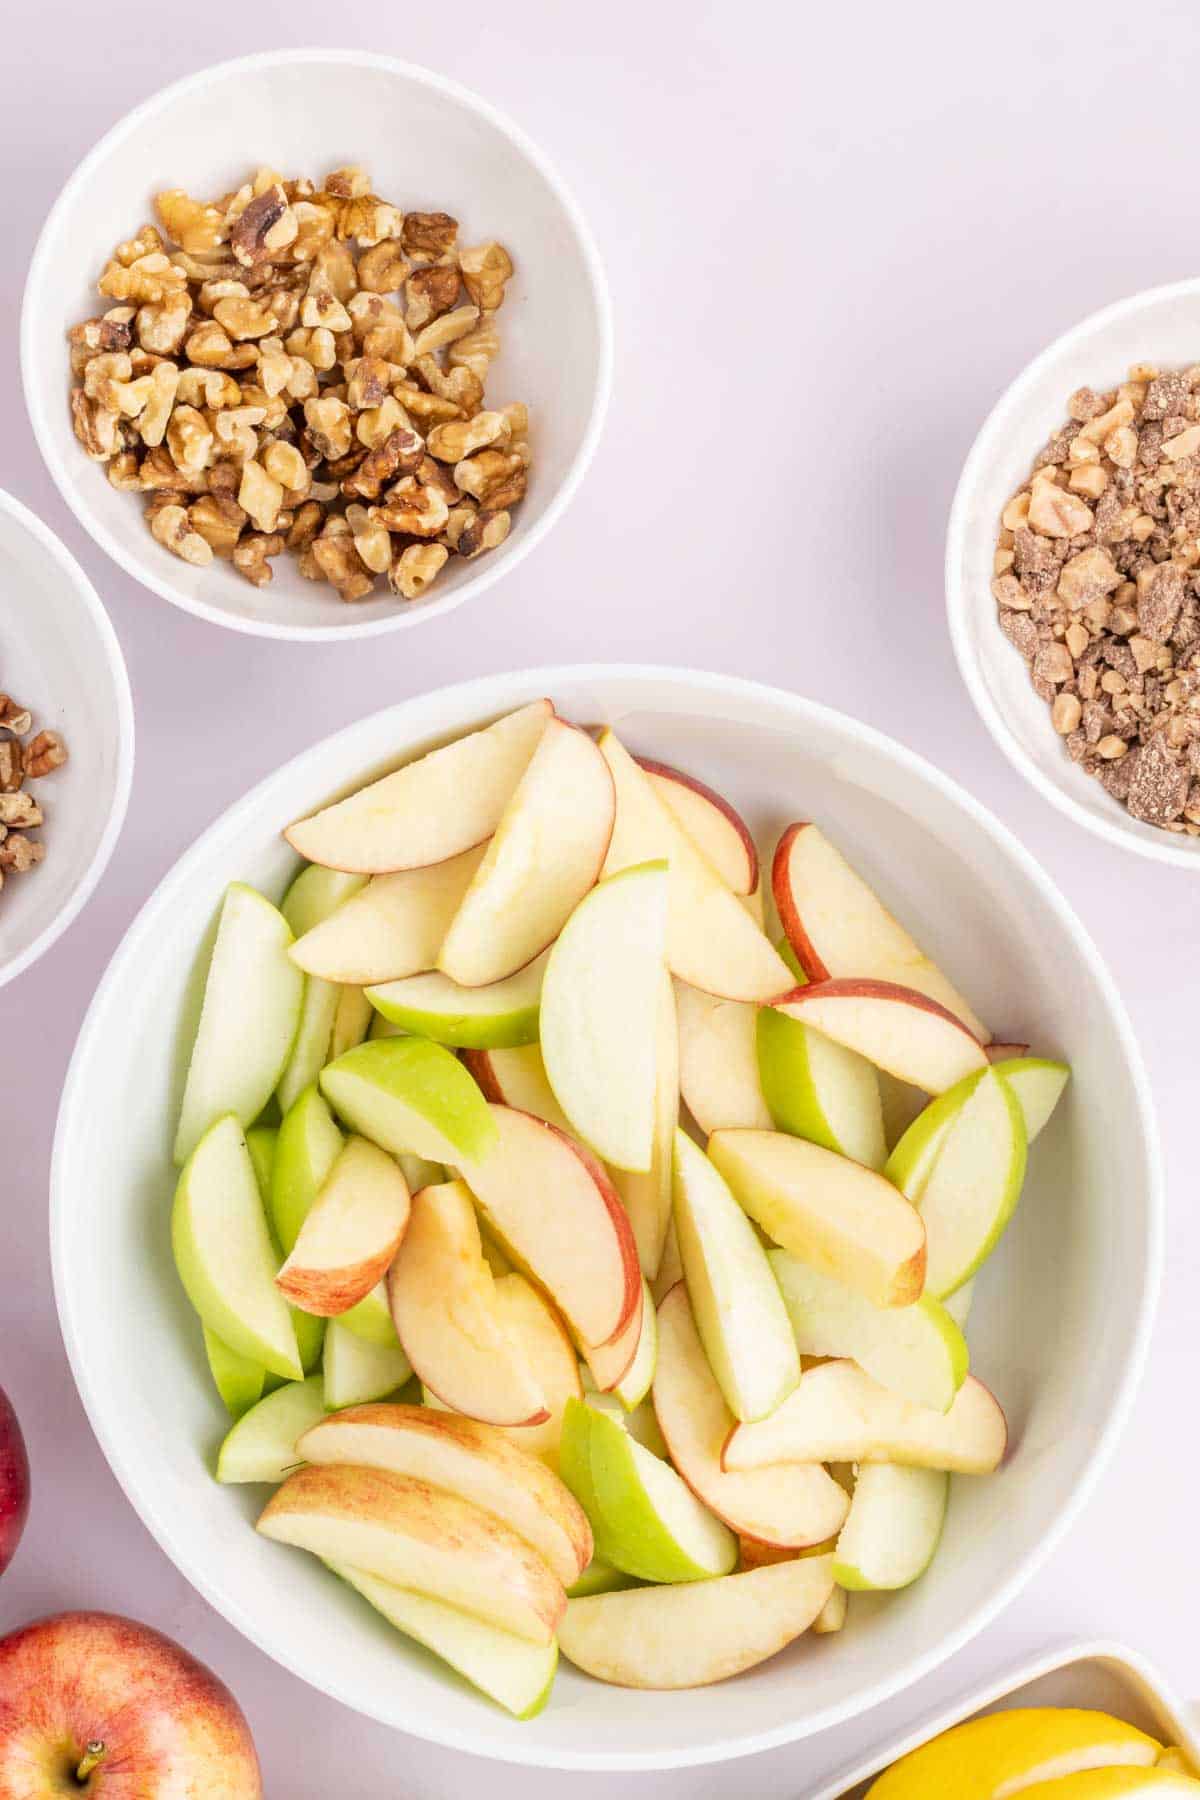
[21,51,612,643]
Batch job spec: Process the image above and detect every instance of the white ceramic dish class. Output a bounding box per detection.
[813,1639,1200,1798]
[22,50,611,643]
[947,279,1200,866]
[0,489,133,989]
[51,666,1161,1770]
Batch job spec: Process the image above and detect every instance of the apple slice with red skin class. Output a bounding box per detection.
[636,759,758,896]
[460,1106,641,1350]
[652,1284,850,1549]
[770,980,988,1094]
[289,845,485,986]
[577,1279,646,1394]
[276,1136,410,1317]
[461,1044,571,1132]
[387,1179,548,1428]
[772,823,989,1039]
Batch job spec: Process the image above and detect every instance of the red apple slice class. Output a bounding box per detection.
[577,1279,645,1393]
[461,1045,571,1133]
[771,980,988,1094]
[387,1180,548,1427]
[284,699,553,873]
[652,1284,850,1549]
[599,730,793,1004]
[772,824,989,1039]
[289,845,485,985]
[675,982,772,1136]
[460,1106,641,1350]
[276,1136,410,1316]
[636,759,758,896]
[437,719,615,988]
[491,1274,584,1465]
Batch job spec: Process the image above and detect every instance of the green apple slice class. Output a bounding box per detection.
[323,1319,413,1410]
[339,1281,402,1348]
[173,1115,302,1381]
[330,1561,558,1720]
[672,1131,800,1422]
[174,884,305,1166]
[884,1071,981,1199]
[540,860,669,1173]
[289,846,486,987]
[567,1558,639,1598]
[915,1067,1027,1298]
[365,952,548,1050]
[246,1118,323,1374]
[833,1464,948,1590]
[582,1386,670,1459]
[203,1326,265,1419]
[769,1251,967,1412]
[277,865,369,1113]
[770,980,988,1095]
[216,1374,326,1483]
[271,1085,344,1254]
[944,1277,976,1331]
[558,1554,835,1690]
[757,1006,886,1169]
[320,1037,497,1166]
[995,1055,1070,1141]
[245,1125,278,1199]
[574,1399,737,1584]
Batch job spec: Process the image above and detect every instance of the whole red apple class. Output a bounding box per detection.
[0,1613,261,1796]
[0,1384,29,1576]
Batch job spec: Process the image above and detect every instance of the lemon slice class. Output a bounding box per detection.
[866,1708,1163,1798]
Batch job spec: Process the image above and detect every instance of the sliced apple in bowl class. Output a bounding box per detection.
[289,846,485,986]
[635,758,758,896]
[365,953,548,1050]
[832,1464,948,1591]
[276,1135,410,1317]
[757,1004,886,1169]
[320,1036,497,1168]
[770,980,989,1095]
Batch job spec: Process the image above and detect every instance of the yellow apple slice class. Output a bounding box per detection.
[599,730,793,1003]
[289,846,485,985]
[772,980,988,1095]
[284,699,553,873]
[558,1553,835,1689]
[636,758,758,896]
[723,1359,1007,1474]
[675,983,772,1136]
[612,972,679,1276]
[257,1463,565,1645]
[438,719,616,988]
[387,1179,547,1426]
[653,1284,849,1548]
[276,1136,410,1316]
[864,1707,1164,1800]
[298,1403,592,1586]
[708,1128,926,1308]
[772,822,989,1038]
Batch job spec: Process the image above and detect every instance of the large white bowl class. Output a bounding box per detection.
[51,666,1161,1770]
[0,488,133,988]
[22,51,611,643]
[947,279,1200,867]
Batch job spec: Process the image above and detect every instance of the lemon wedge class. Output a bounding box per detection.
[1014,1770,1200,1796]
[866,1708,1163,1798]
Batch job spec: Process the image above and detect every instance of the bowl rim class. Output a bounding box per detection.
[49,663,1164,1769]
[20,47,614,645]
[945,276,1200,870]
[0,486,134,990]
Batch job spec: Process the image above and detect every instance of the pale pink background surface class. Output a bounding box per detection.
[2,3,1198,1793]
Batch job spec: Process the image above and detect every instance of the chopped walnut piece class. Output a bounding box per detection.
[24,730,68,778]
[238,459,285,532]
[356,241,410,293]
[342,426,424,500]
[231,185,296,267]
[426,410,507,463]
[402,211,458,259]
[389,541,449,599]
[459,241,513,312]
[311,529,375,602]
[458,507,511,558]
[149,500,213,565]
[232,531,285,587]
[405,264,461,332]
[0,835,45,874]
[189,494,246,554]
[411,303,479,359]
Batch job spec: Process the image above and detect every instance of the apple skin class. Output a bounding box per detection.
[634,758,759,896]
[0,1612,261,1795]
[0,1387,29,1578]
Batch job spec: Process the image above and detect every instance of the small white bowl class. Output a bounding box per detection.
[947,279,1200,866]
[51,666,1161,1770]
[0,489,133,989]
[22,50,611,643]
[812,1639,1200,1798]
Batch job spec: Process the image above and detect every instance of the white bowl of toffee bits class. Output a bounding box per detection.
[947,279,1200,866]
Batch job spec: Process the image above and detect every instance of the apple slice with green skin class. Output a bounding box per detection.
[365,952,548,1049]
[757,1006,886,1170]
[320,1037,497,1167]
[388,1179,547,1427]
[771,980,989,1094]
[833,1464,948,1590]
[675,984,772,1135]
[172,1115,302,1381]
[672,1131,800,1422]
[636,759,759,896]
[216,1374,326,1483]
[460,1105,641,1350]
[865,1709,1165,1800]
[323,1318,412,1409]
[330,984,374,1060]
[298,1404,592,1587]
[723,1359,1007,1474]
[944,1277,975,1331]
[558,1553,835,1690]
[438,719,616,988]
[769,1251,967,1412]
[771,822,989,1038]
[611,970,678,1274]
[653,1284,850,1548]
[285,699,553,874]
[174,884,305,1166]
[330,1562,558,1721]
[247,1116,323,1375]
[338,1280,402,1348]
[708,1128,927,1309]
[271,1086,343,1254]
[289,845,485,986]
[258,1463,566,1645]
[997,1055,1070,1140]
[276,1135,410,1316]
[277,865,369,1113]
[578,1279,655,1404]
[567,1558,639,1598]
[879,1070,929,1150]
[202,1326,265,1419]
[460,1044,571,1132]
[582,1385,669,1459]
[884,1071,980,1201]
[599,730,793,1003]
